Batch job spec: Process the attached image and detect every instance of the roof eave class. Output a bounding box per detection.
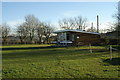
[53,30,100,35]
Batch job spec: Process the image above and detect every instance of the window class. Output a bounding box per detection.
[72,34,74,41]
[67,33,70,40]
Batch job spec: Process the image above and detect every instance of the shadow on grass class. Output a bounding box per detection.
[2,46,104,62]
[103,58,120,65]
[2,46,65,50]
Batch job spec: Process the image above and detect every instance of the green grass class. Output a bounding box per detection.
[2,44,120,78]
[1,44,53,48]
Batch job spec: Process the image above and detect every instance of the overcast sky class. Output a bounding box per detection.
[2,2,118,31]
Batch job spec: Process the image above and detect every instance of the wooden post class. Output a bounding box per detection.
[110,46,112,60]
[89,44,92,53]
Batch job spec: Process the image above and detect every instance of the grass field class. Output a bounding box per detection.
[1,44,53,48]
[2,44,120,78]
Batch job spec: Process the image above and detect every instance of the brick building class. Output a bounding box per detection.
[54,29,101,46]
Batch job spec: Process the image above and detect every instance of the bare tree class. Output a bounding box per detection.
[36,22,44,44]
[25,14,39,43]
[74,16,88,30]
[87,27,97,32]
[115,3,120,37]
[117,1,120,28]
[99,29,108,33]
[16,22,28,44]
[43,22,54,44]
[106,24,116,32]
[16,14,55,44]
[59,16,88,30]
[1,23,10,44]
[86,22,97,32]
[58,18,76,30]
[110,2,120,37]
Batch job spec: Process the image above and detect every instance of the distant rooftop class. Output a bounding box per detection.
[54,29,100,35]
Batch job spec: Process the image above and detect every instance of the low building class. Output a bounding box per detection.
[106,31,119,39]
[100,31,120,45]
[54,29,101,46]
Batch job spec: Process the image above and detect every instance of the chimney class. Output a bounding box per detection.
[97,15,99,33]
[91,22,93,32]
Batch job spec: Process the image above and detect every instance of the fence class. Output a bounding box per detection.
[89,44,119,60]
